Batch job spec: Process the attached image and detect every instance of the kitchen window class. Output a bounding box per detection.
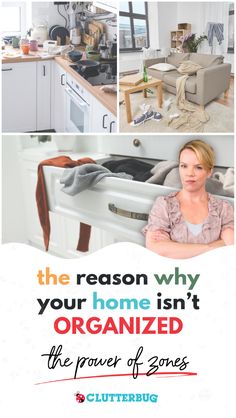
[227,3,234,53]
[119,1,149,52]
[1,1,27,36]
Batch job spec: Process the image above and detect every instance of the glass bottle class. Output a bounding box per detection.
[143,66,148,82]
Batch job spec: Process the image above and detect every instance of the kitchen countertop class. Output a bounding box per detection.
[2,46,117,117]
[2,46,54,63]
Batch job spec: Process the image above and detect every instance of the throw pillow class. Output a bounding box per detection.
[149,63,177,72]
[177,60,203,75]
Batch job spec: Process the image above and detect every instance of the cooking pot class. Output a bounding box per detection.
[75,60,100,77]
[86,50,100,61]
[68,50,83,62]
[76,60,100,71]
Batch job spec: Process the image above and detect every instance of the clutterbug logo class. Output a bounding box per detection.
[74,391,158,403]
[74,392,86,403]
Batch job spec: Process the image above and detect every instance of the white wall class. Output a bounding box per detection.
[177,2,234,71]
[32,2,66,30]
[177,2,204,34]
[158,2,177,49]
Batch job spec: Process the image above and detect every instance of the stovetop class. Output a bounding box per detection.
[70,62,117,86]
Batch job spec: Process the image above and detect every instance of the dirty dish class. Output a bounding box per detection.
[68,50,83,62]
[86,50,100,61]
[50,25,70,45]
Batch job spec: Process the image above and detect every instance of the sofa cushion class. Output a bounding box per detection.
[189,53,224,67]
[167,52,190,66]
[149,63,177,71]
[177,60,203,75]
[146,67,167,81]
[163,72,197,94]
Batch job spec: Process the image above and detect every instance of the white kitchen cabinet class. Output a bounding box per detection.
[53,62,66,133]
[36,60,52,131]
[2,62,37,132]
[91,97,117,133]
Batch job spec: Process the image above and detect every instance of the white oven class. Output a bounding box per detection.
[65,73,91,133]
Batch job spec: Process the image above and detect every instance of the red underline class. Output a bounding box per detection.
[35,371,197,385]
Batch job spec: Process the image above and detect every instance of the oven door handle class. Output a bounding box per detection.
[65,87,89,108]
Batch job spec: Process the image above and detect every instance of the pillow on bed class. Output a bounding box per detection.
[149,63,177,72]
[177,60,203,75]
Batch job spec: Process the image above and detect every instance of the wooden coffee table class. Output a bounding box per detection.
[120,76,163,123]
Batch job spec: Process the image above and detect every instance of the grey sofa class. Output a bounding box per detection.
[144,52,231,107]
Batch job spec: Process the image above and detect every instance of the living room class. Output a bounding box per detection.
[119,1,234,133]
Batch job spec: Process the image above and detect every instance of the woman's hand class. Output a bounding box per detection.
[220,228,234,245]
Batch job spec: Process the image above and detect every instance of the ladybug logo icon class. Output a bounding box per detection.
[75,391,86,403]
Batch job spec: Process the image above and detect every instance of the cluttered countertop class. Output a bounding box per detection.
[2,46,55,62]
[2,45,117,116]
[2,1,117,117]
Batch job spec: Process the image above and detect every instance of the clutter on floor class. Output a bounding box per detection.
[130,103,163,127]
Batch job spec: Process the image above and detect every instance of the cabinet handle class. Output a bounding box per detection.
[109,121,115,132]
[60,73,65,86]
[43,65,46,76]
[108,203,148,221]
[2,68,13,71]
[102,114,108,129]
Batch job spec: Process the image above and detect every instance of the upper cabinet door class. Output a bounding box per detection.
[2,62,37,133]
[36,60,52,131]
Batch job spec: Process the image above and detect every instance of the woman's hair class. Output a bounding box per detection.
[179,139,215,170]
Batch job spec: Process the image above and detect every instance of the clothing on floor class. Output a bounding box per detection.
[36,155,95,252]
[102,158,154,182]
[207,22,224,46]
[60,164,133,196]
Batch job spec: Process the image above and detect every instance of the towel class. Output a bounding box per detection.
[60,164,133,195]
[168,63,210,132]
[36,156,95,252]
[207,22,224,46]
[146,160,179,184]
[102,158,154,182]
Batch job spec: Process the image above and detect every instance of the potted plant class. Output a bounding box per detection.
[180,33,207,53]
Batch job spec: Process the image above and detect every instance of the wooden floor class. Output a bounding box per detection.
[214,75,234,107]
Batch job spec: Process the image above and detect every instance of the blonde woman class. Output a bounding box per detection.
[144,140,234,259]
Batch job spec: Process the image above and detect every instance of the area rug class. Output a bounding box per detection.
[119,91,234,133]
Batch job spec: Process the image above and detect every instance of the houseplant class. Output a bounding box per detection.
[180,33,207,53]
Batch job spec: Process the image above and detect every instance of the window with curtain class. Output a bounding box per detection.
[119,2,149,51]
[227,3,234,53]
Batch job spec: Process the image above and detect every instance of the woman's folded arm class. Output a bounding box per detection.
[145,230,225,259]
